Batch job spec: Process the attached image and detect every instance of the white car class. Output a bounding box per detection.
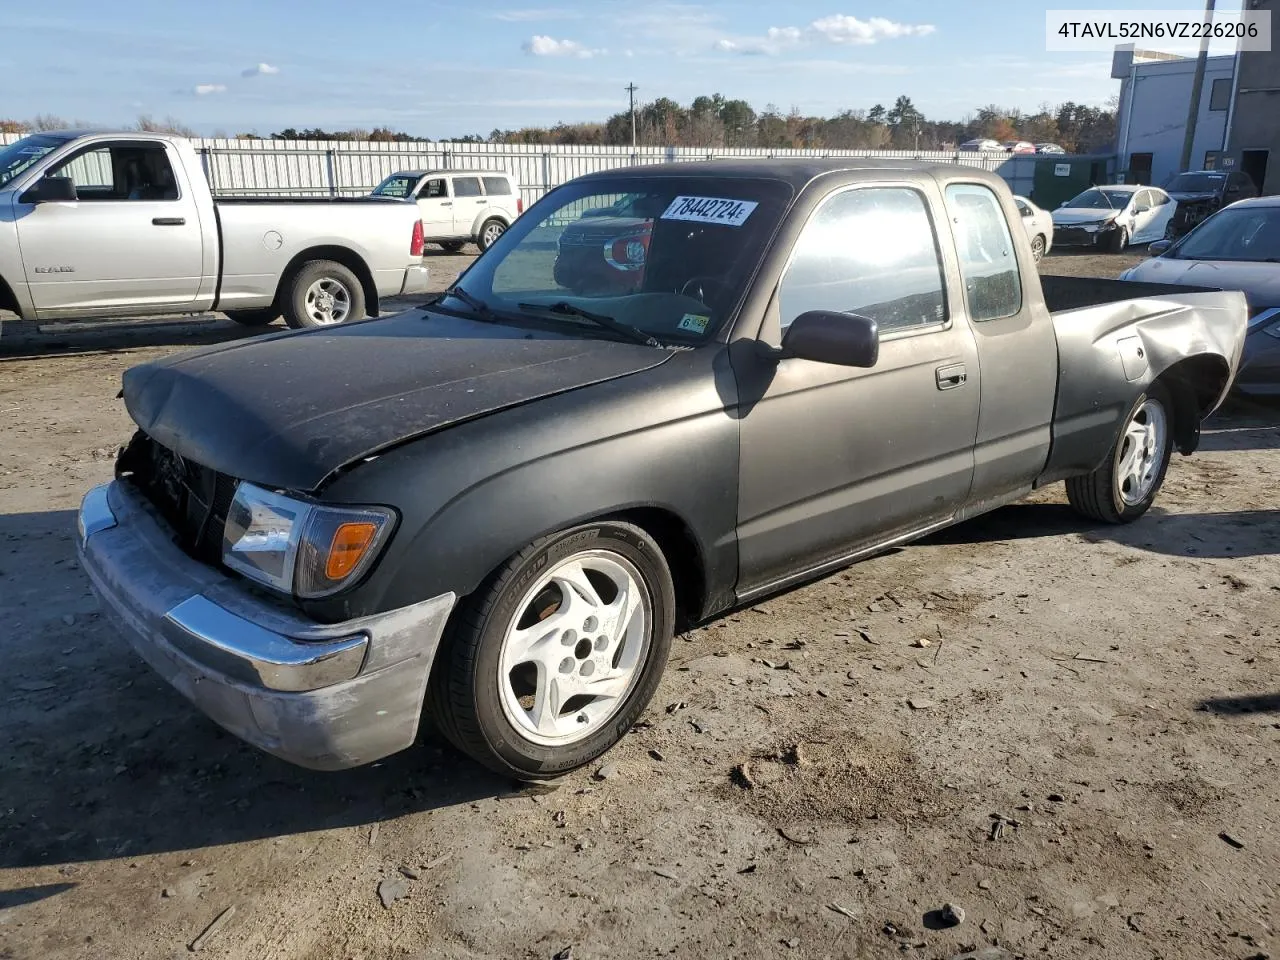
[1050,184,1177,252]
[959,138,1003,152]
[1013,195,1054,262]
[372,169,523,252]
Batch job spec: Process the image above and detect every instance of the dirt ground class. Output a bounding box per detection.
[2,247,1277,960]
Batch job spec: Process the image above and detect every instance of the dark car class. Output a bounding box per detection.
[551,193,657,295]
[78,160,1246,780]
[1121,196,1280,396]
[1164,170,1258,240]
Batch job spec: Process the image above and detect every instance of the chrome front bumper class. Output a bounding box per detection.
[77,481,455,770]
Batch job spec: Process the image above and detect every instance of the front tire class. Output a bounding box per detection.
[477,218,507,252]
[429,522,676,779]
[224,308,279,327]
[1106,226,1129,253]
[1030,234,1046,263]
[439,241,466,254]
[1066,384,1173,523]
[282,260,365,330]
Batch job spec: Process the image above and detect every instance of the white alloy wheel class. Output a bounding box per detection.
[497,550,651,747]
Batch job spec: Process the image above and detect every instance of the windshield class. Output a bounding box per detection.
[0,134,67,190]
[1064,188,1132,210]
[1166,172,1225,193]
[372,174,420,198]
[443,176,793,343]
[1173,206,1280,262]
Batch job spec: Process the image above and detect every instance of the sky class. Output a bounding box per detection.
[4,0,1252,138]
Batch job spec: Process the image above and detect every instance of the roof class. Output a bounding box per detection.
[390,169,516,178]
[575,157,1008,191]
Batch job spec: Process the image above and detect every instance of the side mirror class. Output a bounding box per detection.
[20,175,77,205]
[776,310,879,367]
[1148,239,1172,256]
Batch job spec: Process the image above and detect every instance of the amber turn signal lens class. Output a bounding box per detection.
[326,522,378,581]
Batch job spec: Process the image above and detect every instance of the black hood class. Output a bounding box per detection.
[1168,191,1220,205]
[122,309,673,491]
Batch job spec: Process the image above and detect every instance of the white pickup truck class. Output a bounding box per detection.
[0,131,429,329]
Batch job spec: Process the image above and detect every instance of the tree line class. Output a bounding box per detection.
[2,94,1118,153]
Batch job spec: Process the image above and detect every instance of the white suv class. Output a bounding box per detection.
[372,169,523,252]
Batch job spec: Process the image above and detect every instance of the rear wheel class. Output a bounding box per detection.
[429,521,676,779]
[224,308,279,327]
[439,241,466,254]
[1030,234,1046,262]
[282,260,365,330]
[477,218,506,252]
[1066,383,1173,523]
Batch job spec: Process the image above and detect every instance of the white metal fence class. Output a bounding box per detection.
[3,133,1052,202]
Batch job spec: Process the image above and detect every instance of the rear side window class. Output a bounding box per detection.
[483,176,512,196]
[778,186,947,335]
[944,183,1022,322]
[452,176,482,197]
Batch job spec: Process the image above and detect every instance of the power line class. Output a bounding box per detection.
[625,83,638,148]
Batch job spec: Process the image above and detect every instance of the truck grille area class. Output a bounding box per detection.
[116,430,239,566]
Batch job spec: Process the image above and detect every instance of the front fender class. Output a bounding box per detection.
[305,349,742,624]
[1038,289,1247,485]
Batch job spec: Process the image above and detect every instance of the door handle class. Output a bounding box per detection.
[936,363,967,390]
[439,201,452,207]
[152,217,185,226]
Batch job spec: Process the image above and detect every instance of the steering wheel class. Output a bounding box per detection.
[679,275,727,304]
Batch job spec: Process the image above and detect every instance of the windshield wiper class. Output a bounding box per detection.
[436,285,498,321]
[516,301,664,347]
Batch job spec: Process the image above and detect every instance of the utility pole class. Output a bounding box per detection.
[625,82,638,148]
[1179,0,1216,173]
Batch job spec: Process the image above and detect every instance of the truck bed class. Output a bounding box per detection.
[1040,274,1221,314]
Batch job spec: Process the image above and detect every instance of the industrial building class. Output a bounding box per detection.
[1112,0,1279,194]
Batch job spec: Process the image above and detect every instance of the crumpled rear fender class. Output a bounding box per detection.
[1037,289,1247,486]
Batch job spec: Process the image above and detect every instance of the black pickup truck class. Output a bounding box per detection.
[78,159,1246,779]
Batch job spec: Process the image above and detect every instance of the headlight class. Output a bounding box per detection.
[222,483,395,598]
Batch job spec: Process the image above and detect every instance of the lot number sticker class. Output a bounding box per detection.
[662,195,758,227]
[678,313,710,333]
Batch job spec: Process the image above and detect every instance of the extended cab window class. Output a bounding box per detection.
[453,177,482,198]
[944,183,1022,322]
[483,177,512,196]
[46,144,179,202]
[778,186,947,334]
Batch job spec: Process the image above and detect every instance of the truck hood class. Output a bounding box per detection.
[1122,257,1280,312]
[1052,208,1120,225]
[122,309,674,492]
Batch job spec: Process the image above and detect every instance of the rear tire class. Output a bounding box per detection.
[440,241,465,254]
[282,260,365,330]
[429,521,676,780]
[224,308,279,327]
[477,218,507,252]
[1066,383,1173,524]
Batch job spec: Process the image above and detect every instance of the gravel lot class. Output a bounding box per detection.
[2,246,1277,960]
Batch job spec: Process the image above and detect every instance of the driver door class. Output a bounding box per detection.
[734,182,981,594]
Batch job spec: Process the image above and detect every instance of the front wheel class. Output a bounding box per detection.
[1030,234,1046,263]
[1106,226,1129,253]
[1066,384,1173,523]
[439,241,466,254]
[282,260,366,330]
[477,218,506,252]
[429,522,676,779]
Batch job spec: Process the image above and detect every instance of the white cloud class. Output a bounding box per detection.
[522,34,601,58]
[241,62,280,78]
[194,83,227,95]
[717,13,935,55]
[491,8,580,21]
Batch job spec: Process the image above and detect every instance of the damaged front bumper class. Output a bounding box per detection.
[77,481,455,770]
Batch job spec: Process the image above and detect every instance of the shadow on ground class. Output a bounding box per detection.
[1197,692,1280,715]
